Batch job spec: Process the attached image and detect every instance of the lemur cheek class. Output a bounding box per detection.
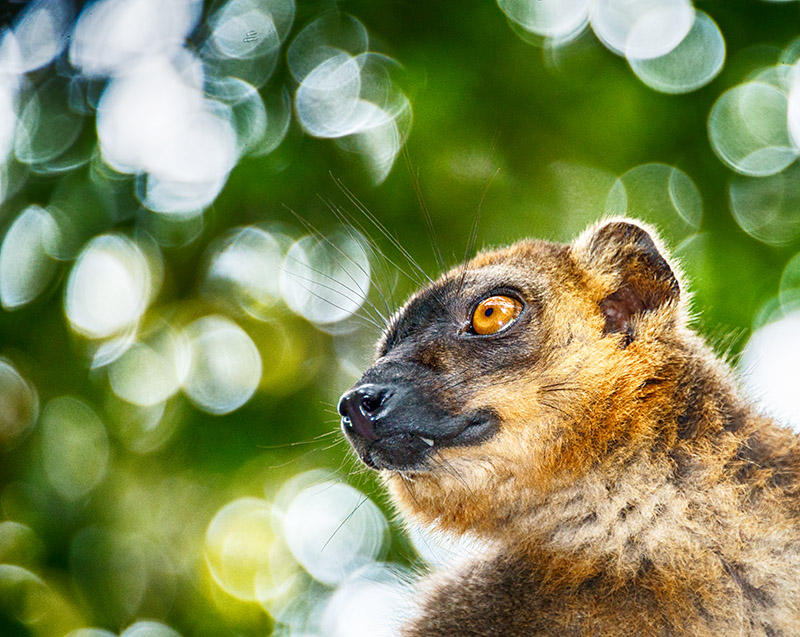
[466,384,546,426]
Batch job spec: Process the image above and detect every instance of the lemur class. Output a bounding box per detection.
[337,218,800,636]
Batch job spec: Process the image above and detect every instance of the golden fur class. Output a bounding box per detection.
[341,218,800,635]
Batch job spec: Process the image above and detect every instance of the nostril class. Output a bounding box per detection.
[337,384,394,442]
[339,385,391,419]
[360,392,383,417]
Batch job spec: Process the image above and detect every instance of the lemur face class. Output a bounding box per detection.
[339,220,682,498]
[338,240,568,473]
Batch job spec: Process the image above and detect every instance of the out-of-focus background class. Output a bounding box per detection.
[1,0,800,635]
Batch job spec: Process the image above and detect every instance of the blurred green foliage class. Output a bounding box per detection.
[1,0,800,635]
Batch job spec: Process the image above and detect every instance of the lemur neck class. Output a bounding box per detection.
[498,349,763,583]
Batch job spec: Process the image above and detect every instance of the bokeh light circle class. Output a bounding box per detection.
[739,311,800,433]
[202,0,295,88]
[0,359,39,450]
[178,315,262,415]
[70,0,202,76]
[295,53,365,139]
[709,81,796,176]
[65,234,152,339]
[629,11,725,94]
[605,163,702,243]
[209,0,295,60]
[40,396,110,500]
[0,205,60,310]
[289,15,410,182]
[729,163,800,246]
[591,0,694,60]
[205,497,275,602]
[108,341,181,407]
[282,479,388,586]
[287,13,369,82]
[203,226,285,316]
[4,0,74,74]
[97,55,238,214]
[497,0,591,41]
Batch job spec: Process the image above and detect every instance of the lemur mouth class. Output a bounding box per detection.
[337,382,499,471]
[352,413,498,472]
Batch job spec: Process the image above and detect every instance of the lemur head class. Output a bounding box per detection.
[338,219,687,533]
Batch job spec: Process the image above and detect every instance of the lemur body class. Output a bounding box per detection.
[337,219,800,636]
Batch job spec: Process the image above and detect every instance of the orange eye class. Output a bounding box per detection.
[471,295,523,335]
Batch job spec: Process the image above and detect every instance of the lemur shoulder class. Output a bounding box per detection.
[337,218,800,636]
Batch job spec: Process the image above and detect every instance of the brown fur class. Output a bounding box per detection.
[341,218,800,635]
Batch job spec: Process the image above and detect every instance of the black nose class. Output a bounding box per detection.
[337,384,393,442]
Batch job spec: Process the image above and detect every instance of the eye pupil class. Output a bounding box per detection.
[484,308,494,317]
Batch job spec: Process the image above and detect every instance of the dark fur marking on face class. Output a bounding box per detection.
[353,260,550,476]
[381,277,462,356]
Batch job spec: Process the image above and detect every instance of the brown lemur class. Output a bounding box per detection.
[337,218,800,636]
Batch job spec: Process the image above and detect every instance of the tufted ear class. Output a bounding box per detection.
[577,219,680,341]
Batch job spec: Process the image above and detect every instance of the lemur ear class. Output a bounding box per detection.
[580,219,680,339]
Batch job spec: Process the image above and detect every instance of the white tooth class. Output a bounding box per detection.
[420,437,435,447]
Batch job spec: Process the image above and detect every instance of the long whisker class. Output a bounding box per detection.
[258,430,339,450]
[266,447,324,469]
[320,197,399,321]
[331,175,442,292]
[320,439,348,452]
[404,149,446,276]
[331,198,427,294]
[456,132,501,296]
[283,253,388,331]
[281,264,386,332]
[320,494,368,551]
[539,400,573,418]
[433,450,475,498]
[283,205,391,331]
